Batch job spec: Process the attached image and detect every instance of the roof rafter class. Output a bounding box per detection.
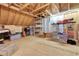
[0,4,37,18]
[52,3,59,13]
[13,3,21,8]
[20,4,30,10]
[31,3,50,14]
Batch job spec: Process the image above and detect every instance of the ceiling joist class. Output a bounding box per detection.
[31,4,50,14]
[68,3,71,10]
[52,4,59,13]
[13,4,21,8]
[20,4,30,10]
[0,4,37,18]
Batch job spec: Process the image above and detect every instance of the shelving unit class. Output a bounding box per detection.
[66,22,76,41]
[51,18,76,43]
[34,19,42,36]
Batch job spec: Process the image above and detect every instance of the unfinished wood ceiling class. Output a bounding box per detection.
[0,3,79,26]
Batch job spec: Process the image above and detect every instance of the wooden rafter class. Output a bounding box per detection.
[13,3,21,8]
[35,4,41,9]
[31,4,50,14]
[19,3,24,6]
[46,4,53,14]
[58,3,70,12]
[45,10,52,16]
[52,3,59,13]
[26,7,33,11]
[35,12,44,15]
[20,4,30,10]
[8,3,12,7]
[14,3,33,11]
[32,4,38,10]
[68,3,71,10]
[58,3,61,12]
[0,4,37,18]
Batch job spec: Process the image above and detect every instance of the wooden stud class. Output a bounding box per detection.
[68,3,71,10]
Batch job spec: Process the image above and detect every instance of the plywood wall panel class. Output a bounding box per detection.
[23,16,28,26]
[27,18,32,25]
[18,14,25,25]
[22,16,34,26]
[27,17,34,25]
[12,12,21,25]
[0,6,9,24]
[71,4,79,9]
[7,10,16,25]
[15,13,22,25]
[10,11,17,25]
[0,5,1,20]
[0,5,34,26]
[21,15,26,26]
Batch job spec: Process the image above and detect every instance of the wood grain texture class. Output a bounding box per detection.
[0,5,34,26]
[0,6,9,24]
[10,36,79,56]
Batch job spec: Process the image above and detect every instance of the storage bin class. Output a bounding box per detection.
[10,34,22,41]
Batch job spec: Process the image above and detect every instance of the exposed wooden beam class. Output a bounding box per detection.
[49,4,52,13]
[31,4,50,14]
[33,4,38,10]
[20,4,30,10]
[35,12,44,16]
[14,4,33,11]
[19,4,24,6]
[13,3,21,8]
[0,4,37,18]
[68,3,71,10]
[58,3,61,12]
[45,10,52,16]
[35,4,41,10]
[8,3,12,7]
[26,7,33,11]
[52,3,59,13]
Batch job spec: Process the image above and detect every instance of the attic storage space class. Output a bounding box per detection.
[0,3,79,56]
[0,4,35,40]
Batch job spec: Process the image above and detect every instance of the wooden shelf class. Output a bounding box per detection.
[35,19,42,35]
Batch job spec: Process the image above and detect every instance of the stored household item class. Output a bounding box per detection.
[22,31,26,37]
[0,32,4,44]
[67,39,76,45]
[0,29,10,40]
[10,33,22,41]
[58,32,68,43]
[0,39,4,44]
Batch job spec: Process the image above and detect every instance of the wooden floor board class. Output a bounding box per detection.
[5,36,79,56]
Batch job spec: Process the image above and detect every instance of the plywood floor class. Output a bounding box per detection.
[5,36,79,56]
